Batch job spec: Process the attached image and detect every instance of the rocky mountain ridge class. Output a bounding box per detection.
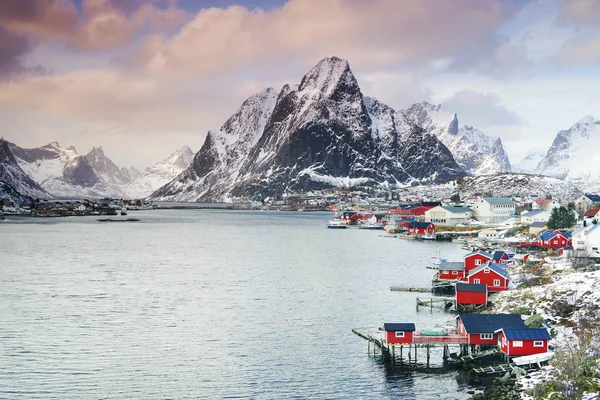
[150,57,465,202]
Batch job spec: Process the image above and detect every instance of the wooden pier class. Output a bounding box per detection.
[390,286,432,293]
[472,364,517,375]
[416,296,456,311]
[352,327,468,366]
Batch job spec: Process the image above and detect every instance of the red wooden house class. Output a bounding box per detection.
[538,230,572,249]
[438,262,466,280]
[456,314,526,346]
[491,250,512,265]
[495,328,551,356]
[464,250,493,275]
[465,262,510,292]
[383,323,415,344]
[406,221,436,235]
[455,282,487,306]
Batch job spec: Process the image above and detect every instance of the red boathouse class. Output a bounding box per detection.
[495,328,551,356]
[383,323,415,344]
[464,250,493,275]
[465,262,510,292]
[455,282,487,306]
[456,314,526,346]
[438,262,466,280]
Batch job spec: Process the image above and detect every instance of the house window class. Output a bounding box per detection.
[513,341,523,347]
[534,341,544,347]
[475,259,481,265]
[474,279,480,284]
[553,240,558,245]
[494,279,500,287]
[484,268,490,274]
[480,333,493,340]
[395,331,405,338]
[452,271,458,275]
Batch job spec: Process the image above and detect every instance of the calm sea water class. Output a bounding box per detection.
[0,210,476,399]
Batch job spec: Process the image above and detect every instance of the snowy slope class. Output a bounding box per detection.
[125,146,194,198]
[401,102,512,175]
[536,116,600,188]
[150,57,464,202]
[9,141,130,198]
[513,152,545,173]
[0,139,49,198]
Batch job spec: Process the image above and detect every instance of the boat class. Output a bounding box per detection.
[384,223,398,234]
[327,213,348,229]
[120,208,128,216]
[512,351,555,366]
[431,252,447,267]
[358,215,384,230]
[422,234,436,241]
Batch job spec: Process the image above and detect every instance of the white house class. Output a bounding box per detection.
[532,199,561,211]
[572,224,594,251]
[585,223,600,258]
[574,194,600,215]
[472,197,516,224]
[478,228,504,241]
[520,210,550,225]
[424,205,473,226]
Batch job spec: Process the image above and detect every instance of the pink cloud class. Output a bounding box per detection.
[560,0,600,23]
[140,0,519,78]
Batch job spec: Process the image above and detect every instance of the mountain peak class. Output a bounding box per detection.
[297,56,354,96]
[576,115,598,125]
[448,113,459,135]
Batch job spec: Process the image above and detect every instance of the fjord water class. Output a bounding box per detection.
[1,210,473,399]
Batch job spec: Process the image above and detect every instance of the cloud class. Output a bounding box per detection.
[442,90,524,133]
[560,0,600,23]
[0,0,191,76]
[139,0,519,79]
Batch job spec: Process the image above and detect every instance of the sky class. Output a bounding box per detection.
[0,0,599,170]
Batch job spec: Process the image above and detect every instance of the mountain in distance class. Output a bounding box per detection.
[0,138,49,198]
[125,146,194,198]
[536,116,600,188]
[8,141,136,198]
[150,56,465,202]
[512,152,545,174]
[400,102,512,175]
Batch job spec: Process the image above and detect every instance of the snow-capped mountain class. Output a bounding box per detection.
[125,146,194,198]
[0,138,49,198]
[8,141,133,198]
[150,57,465,202]
[401,102,512,175]
[536,116,600,186]
[513,152,545,174]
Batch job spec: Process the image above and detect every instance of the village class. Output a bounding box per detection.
[344,194,600,399]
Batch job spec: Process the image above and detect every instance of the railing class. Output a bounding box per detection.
[413,329,468,344]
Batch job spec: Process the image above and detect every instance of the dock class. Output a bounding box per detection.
[460,348,499,361]
[352,327,469,365]
[416,296,456,311]
[390,286,432,293]
[472,364,517,375]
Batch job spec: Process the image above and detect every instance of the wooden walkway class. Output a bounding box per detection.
[460,348,499,361]
[390,286,432,293]
[473,364,516,375]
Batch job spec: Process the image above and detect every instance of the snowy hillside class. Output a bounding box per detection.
[394,173,581,203]
[513,152,545,173]
[125,146,194,198]
[0,139,49,198]
[401,102,512,175]
[9,142,132,198]
[536,116,600,190]
[150,57,464,202]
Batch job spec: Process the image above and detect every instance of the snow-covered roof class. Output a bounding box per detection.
[440,205,472,214]
[522,210,545,217]
[483,197,515,205]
